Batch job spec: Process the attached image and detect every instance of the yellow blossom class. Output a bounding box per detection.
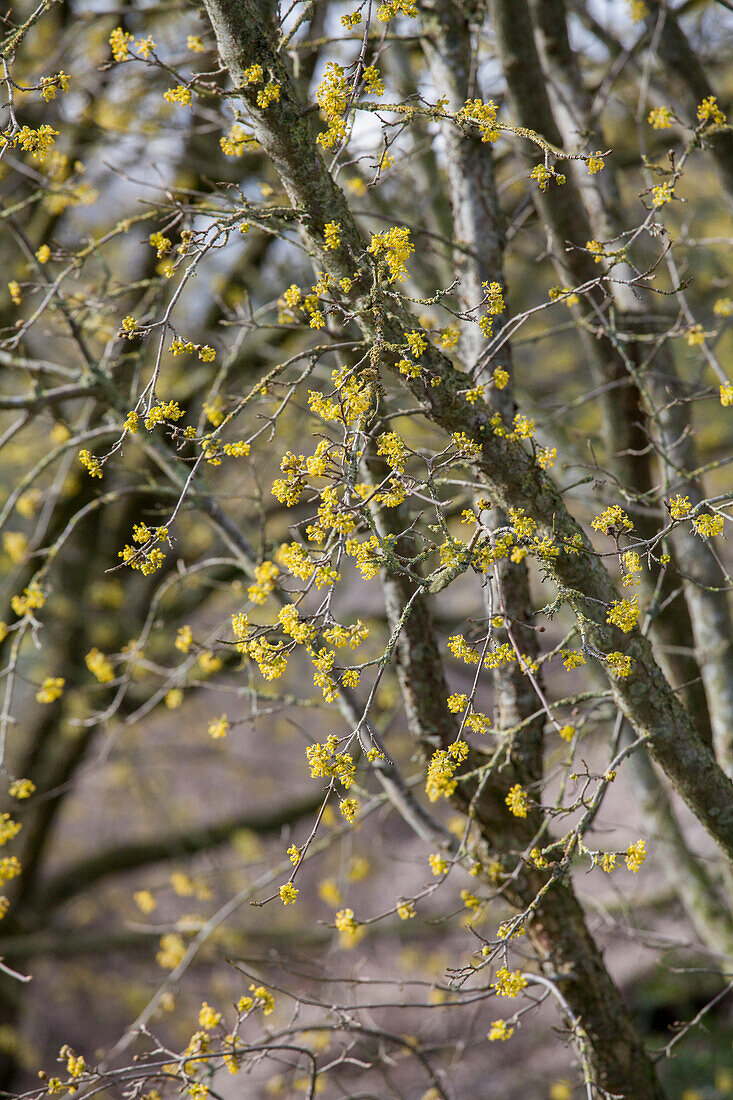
[505,784,528,818]
[492,966,528,997]
[86,647,114,683]
[164,85,192,106]
[199,1002,222,1030]
[488,1019,514,1041]
[606,596,640,634]
[36,677,65,704]
[648,106,674,129]
[8,779,35,800]
[208,714,229,739]
[692,513,724,538]
[625,839,646,872]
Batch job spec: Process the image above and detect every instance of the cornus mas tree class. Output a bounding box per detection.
[0,0,732,1097]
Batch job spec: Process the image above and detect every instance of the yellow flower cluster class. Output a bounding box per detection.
[549,285,579,307]
[306,735,355,788]
[429,853,449,875]
[592,504,633,535]
[245,637,288,680]
[118,524,168,575]
[238,983,275,1014]
[606,596,640,634]
[488,1019,514,1041]
[78,449,103,478]
[345,535,382,579]
[586,151,605,174]
[622,550,642,587]
[316,62,349,148]
[36,677,65,704]
[492,966,528,997]
[625,839,646,872]
[9,779,35,800]
[367,227,414,282]
[247,560,279,605]
[11,582,45,617]
[607,651,633,678]
[447,634,479,666]
[208,714,229,739]
[377,431,410,472]
[323,221,341,250]
[505,784,528,818]
[149,231,171,257]
[256,82,280,108]
[12,124,59,162]
[692,513,724,538]
[458,99,500,142]
[425,740,467,802]
[652,181,674,207]
[86,647,115,683]
[199,1002,222,1029]
[164,85,192,106]
[335,907,358,932]
[377,0,417,21]
[109,27,133,61]
[279,883,299,905]
[531,163,565,191]
[452,431,482,458]
[220,123,258,156]
[668,494,691,519]
[648,106,674,129]
[697,96,726,126]
[40,72,70,102]
[157,932,186,968]
[0,856,21,885]
[0,814,21,847]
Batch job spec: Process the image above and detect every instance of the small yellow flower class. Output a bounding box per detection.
[429,853,448,875]
[625,839,646,872]
[208,714,229,739]
[505,783,528,818]
[693,513,724,538]
[279,882,299,905]
[36,677,65,704]
[668,494,691,519]
[607,651,633,678]
[492,966,528,997]
[199,1002,222,1029]
[8,779,35,800]
[648,106,674,129]
[86,647,114,683]
[488,1018,514,1041]
[323,221,341,250]
[164,85,192,106]
[134,889,156,913]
